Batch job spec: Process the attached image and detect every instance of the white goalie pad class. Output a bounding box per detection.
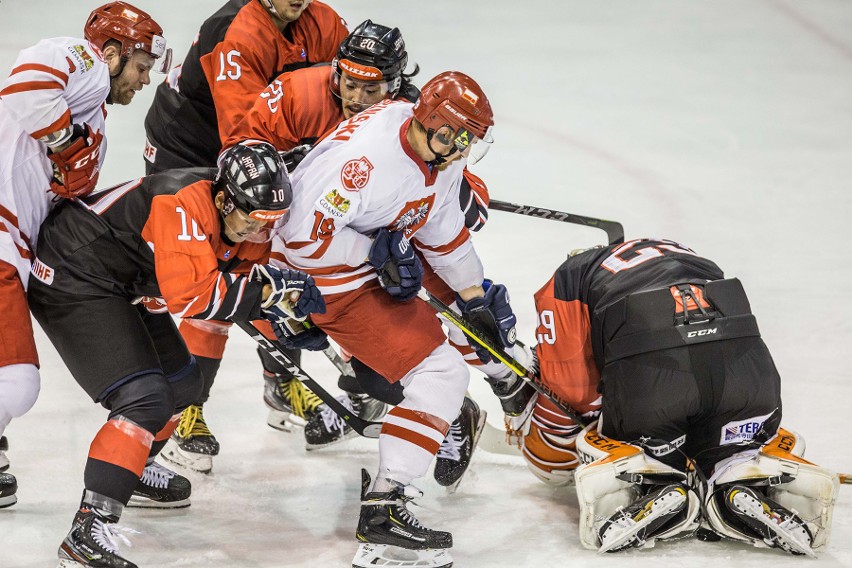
[352,544,453,568]
[706,428,840,551]
[574,422,698,550]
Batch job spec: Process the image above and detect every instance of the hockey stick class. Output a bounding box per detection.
[235,320,382,438]
[841,473,851,485]
[417,288,588,427]
[488,199,625,245]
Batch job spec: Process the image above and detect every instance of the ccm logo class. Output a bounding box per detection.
[687,328,717,338]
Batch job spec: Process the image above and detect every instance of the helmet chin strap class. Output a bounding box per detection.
[425,131,457,166]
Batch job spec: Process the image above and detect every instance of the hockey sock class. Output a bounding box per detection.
[84,417,153,505]
[149,412,180,457]
[379,406,450,485]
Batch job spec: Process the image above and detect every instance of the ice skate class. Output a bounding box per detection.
[353,469,453,568]
[598,483,690,553]
[434,396,486,491]
[160,404,219,473]
[723,485,815,557]
[57,506,139,568]
[0,436,16,508]
[126,461,191,509]
[263,371,324,431]
[304,392,387,450]
[0,471,16,509]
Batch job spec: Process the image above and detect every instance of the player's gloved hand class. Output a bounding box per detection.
[367,228,422,302]
[278,144,312,173]
[456,279,518,363]
[272,318,329,351]
[47,123,104,198]
[250,264,326,322]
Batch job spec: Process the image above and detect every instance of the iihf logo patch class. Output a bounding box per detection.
[224,250,231,259]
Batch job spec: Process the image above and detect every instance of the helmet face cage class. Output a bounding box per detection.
[217,143,292,223]
[84,1,172,73]
[332,20,408,97]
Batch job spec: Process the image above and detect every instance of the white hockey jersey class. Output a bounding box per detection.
[0,37,110,286]
[274,99,485,296]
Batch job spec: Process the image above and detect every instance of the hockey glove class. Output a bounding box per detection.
[47,123,103,198]
[278,144,311,173]
[456,279,518,363]
[367,228,423,302]
[272,318,330,351]
[250,264,326,322]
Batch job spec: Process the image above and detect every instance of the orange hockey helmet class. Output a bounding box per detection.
[84,2,171,72]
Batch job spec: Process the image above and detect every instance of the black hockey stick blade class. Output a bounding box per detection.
[235,320,382,438]
[416,288,587,427]
[488,199,625,245]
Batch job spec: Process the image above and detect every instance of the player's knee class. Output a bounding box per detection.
[0,363,40,417]
[167,357,204,410]
[706,428,839,551]
[522,421,579,487]
[102,372,176,434]
[399,342,469,425]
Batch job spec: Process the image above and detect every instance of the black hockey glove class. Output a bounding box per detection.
[367,228,423,302]
[278,144,312,173]
[456,279,518,363]
[272,319,329,351]
[250,264,326,323]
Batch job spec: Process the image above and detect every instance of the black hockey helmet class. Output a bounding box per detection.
[332,19,409,96]
[216,142,291,223]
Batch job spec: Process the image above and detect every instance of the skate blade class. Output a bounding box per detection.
[445,409,488,494]
[352,543,453,568]
[160,440,213,474]
[266,409,307,432]
[731,492,816,557]
[598,489,687,553]
[126,494,191,509]
[0,494,17,508]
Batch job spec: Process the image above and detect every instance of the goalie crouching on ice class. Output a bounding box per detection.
[507,238,840,556]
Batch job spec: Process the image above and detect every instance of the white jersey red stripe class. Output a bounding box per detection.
[0,37,110,286]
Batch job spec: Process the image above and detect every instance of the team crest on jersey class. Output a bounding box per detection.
[340,156,373,191]
[70,45,95,71]
[719,412,773,446]
[319,189,350,217]
[392,195,435,236]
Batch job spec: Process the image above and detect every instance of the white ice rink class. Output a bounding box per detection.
[1,1,851,566]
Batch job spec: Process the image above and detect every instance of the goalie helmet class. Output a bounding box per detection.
[216,142,292,222]
[332,19,409,96]
[84,2,171,72]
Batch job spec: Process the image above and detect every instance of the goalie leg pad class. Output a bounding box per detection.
[706,431,839,552]
[575,422,698,550]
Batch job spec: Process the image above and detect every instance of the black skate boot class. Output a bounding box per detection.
[160,404,219,473]
[263,370,324,431]
[721,484,814,556]
[126,461,191,509]
[304,391,387,450]
[1,436,17,508]
[353,469,453,568]
[58,503,138,568]
[434,396,486,491]
[0,435,10,471]
[598,483,691,552]
[484,371,535,417]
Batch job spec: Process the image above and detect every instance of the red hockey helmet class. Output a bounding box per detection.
[84,2,172,73]
[413,71,494,163]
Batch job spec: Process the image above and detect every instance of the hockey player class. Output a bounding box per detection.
[517,239,839,555]
[273,71,518,567]
[0,1,171,509]
[28,142,324,568]
[143,0,348,463]
[143,0,348,173]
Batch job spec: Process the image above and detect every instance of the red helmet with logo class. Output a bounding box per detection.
[413,71,493,140]
[84,2,171,71]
